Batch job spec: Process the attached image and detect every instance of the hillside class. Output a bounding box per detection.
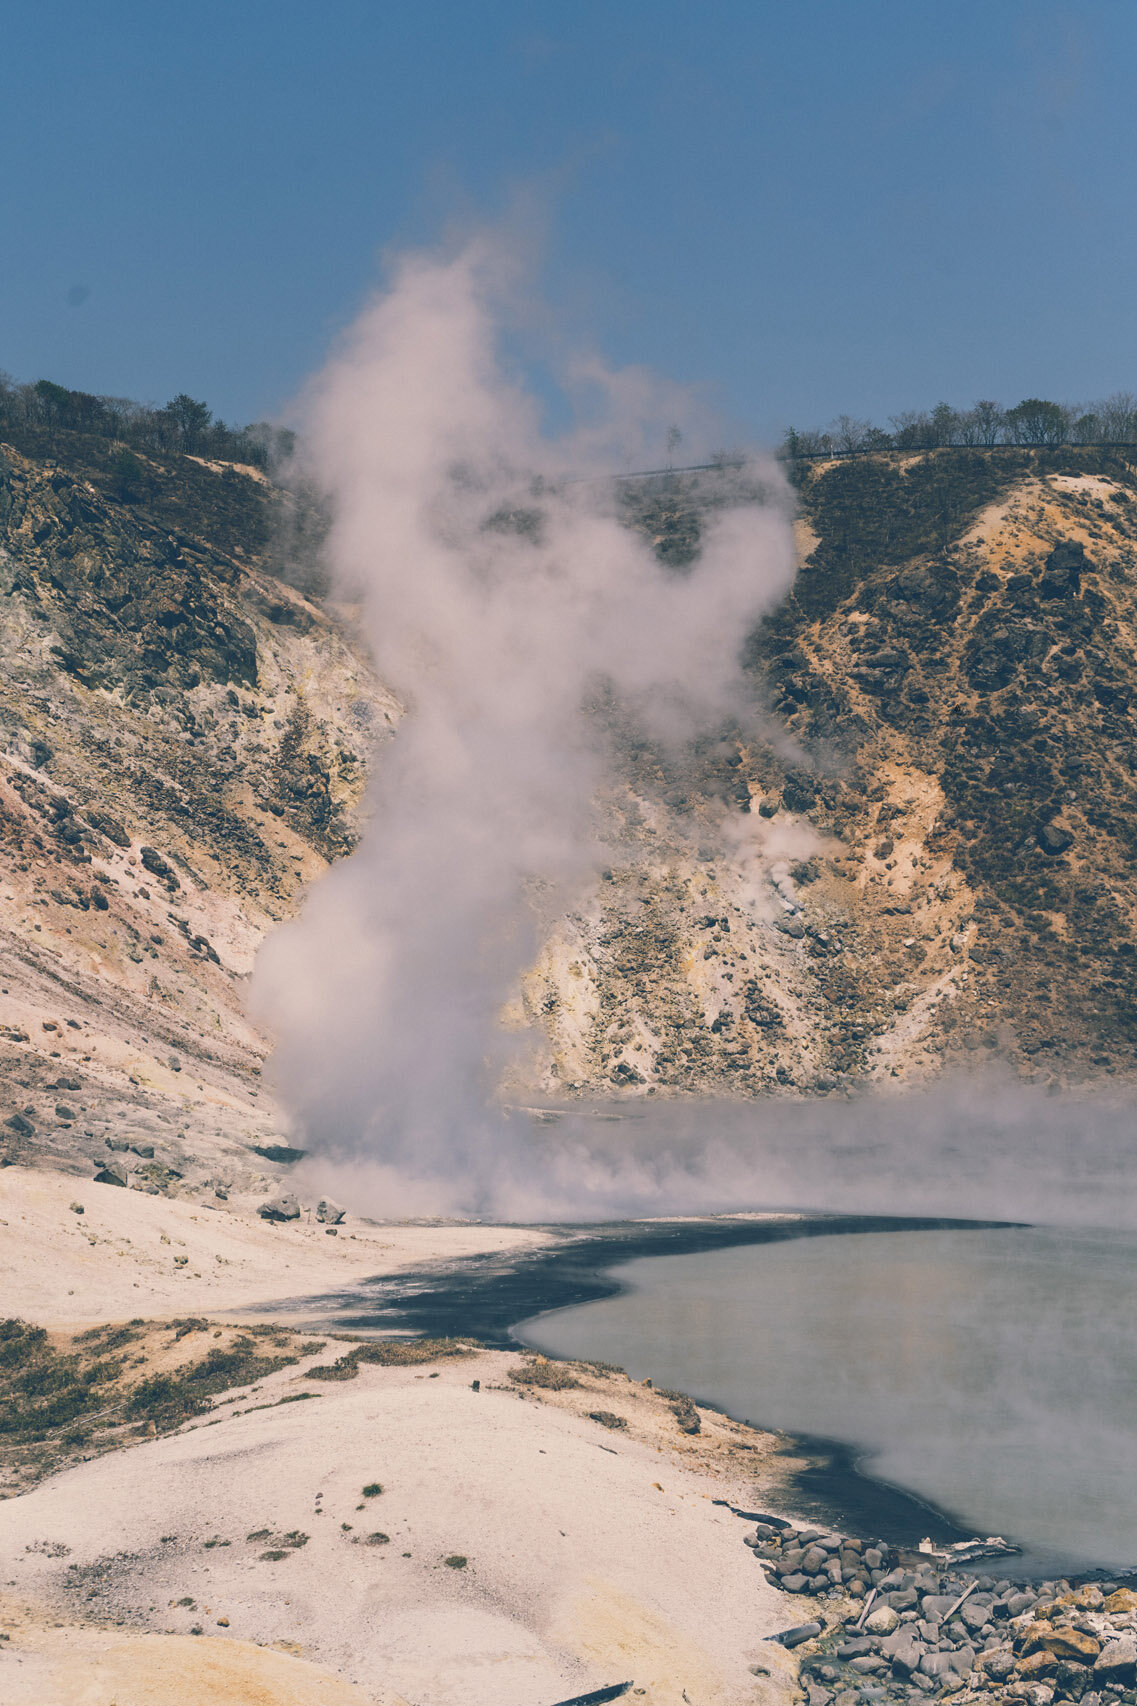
[525,445,1137,1097]
[0,433,392,1194]
[2,432,1136,1205]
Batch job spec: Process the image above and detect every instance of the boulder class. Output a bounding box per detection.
[1053,1660,1092,1699]
[257,1193,300,1221]
[1039,540,1087,597]
[837,1640,876,1660]
[316,1198,345,1224]
[139,846,177,884]
[1022,1625,1101,1665]
[880,1631,926,1676]
[1037,821,1073,856]
[93,1161,127,1187]
[4,1112,34,1137]
[865,1604,900,1635]
[1094,1638,1137,1684]
[959,1598,991,1631]
[1009,1682,1055,1706]
[1020,1651,1060,1681]
[977,1649,1016,1683]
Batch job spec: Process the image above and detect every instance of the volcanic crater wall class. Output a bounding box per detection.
[3,434,1136,1197]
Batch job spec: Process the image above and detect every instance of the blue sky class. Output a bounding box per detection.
[2,0,1135,447]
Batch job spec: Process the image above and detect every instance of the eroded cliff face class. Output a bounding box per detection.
[3,435,1136,1197]
[0,438,393,1191]
[522,450,1137,1100]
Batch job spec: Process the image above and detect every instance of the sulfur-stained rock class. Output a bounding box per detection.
[1021,1624,1101,1665]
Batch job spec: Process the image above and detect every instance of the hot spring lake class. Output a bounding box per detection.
[515,1225,1137,1574]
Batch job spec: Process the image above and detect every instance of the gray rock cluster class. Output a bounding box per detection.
[749,1520,889,1598]
[754,1523,1137,1706]
[256,1193,347,1224]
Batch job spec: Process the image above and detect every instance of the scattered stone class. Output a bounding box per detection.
[1094,1638,1137,1684]
[69,1201,84,1214]
[776,1622,823,1649]
[1022,1625,1101,1665]
[588,1411,627,1430]
[139,846,179,888]
[1038,821,1074,856]
[880,1631,926,1676]
[257,1194,300,1221]
[865,1605,901,1635]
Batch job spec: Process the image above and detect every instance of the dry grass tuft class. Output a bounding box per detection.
[507,1358,581,1391]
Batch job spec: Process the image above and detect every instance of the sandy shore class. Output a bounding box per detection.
[0,1163,551,1325]
[0,1342,802,1706]
[0,1164,810,1705]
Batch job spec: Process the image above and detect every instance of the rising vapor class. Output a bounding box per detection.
[252,239,798,1213]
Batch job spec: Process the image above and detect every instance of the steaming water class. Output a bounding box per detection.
[517,1225,1137,1572]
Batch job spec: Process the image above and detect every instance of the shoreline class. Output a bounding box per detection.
[266,1210,1017,1559]
[6,1189,1133,1702]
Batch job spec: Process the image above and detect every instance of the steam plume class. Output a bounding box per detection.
[253,240,797,1212]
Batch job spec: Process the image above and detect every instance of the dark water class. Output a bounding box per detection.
[517,1226,1137,1572]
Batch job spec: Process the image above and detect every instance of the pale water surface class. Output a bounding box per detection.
[518,1227,1137,1572]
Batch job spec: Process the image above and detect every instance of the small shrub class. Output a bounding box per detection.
[588,1410,628,1430]
[306,1358,359,1381]
[362,1482,383,1497]
[443,1554,467,1569]
[508,1359,580,1391]
[309,1338,471,1381]
[354,1337,471,1367]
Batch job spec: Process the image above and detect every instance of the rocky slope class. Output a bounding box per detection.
[4,432,1137,1199]
[0,434,393,1194]
[526,446,1137,1099]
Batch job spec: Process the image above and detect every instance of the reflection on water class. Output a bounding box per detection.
[518,1228,1137,1571]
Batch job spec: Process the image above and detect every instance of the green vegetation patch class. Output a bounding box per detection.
[0,1318,309,1495]
[508,1358,581,1391]
[307,1337,473,1381]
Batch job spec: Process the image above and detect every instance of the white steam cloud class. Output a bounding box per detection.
[253,239,797,1213]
